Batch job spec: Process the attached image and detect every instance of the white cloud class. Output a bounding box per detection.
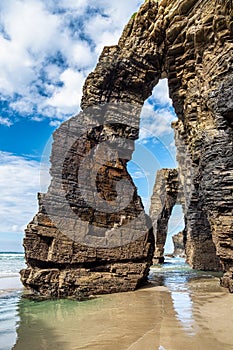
[49,120,61,127]
[139,79,177,142]
[132,170,148,180]
[0,0,142,122]
[0,152,40,233]
[0,0,60,97]
[2,1,61,55]
[67,41,95,69]
[149,78,172,107]
[47,69,86,115]
[0,116,12,127]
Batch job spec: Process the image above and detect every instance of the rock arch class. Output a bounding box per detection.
[149,166,221,271]
[21,0,233,296]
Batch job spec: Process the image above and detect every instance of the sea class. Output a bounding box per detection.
[0,253,233,350]
[0,253,25,279]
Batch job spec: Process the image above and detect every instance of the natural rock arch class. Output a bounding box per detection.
[149,167,221,270]
[21,0,233,296]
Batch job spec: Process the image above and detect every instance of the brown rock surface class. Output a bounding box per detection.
[173,121,222,271]
[21,0,233,295]
[20,107,155,298]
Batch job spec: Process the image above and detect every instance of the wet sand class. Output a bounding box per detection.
[1,259,233,350]
[12,279,233,350]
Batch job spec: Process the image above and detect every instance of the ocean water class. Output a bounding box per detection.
[0,253,25,278]
[0,253,25,350]
[0,255,232,350]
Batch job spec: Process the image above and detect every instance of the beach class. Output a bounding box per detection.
[0,255,233,350]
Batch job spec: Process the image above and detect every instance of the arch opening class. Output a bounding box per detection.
[165,205,185,258]
[127,78,178,214]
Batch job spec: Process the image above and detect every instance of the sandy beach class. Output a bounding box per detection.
[1,258,233,350]
[11,278,233,350]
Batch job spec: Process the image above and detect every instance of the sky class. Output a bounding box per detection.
[0,0,184,252]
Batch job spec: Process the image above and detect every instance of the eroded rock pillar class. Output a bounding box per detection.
[150,169,179,263]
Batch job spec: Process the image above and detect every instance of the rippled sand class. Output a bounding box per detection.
[11,279,233,350]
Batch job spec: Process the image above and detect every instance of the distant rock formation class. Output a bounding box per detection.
[21,0,233,295]
[150,169,179,263]
[172,231,185,258]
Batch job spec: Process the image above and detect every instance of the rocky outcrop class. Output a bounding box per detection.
[172,231,185,258]
[20,105,155,299]
[21,0,233,295]
[149,169,179,263]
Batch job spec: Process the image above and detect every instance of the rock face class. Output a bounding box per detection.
[172,231,185,258]
[173,122,222,271]
[21,0,233,295]
[149,164,221,269]
[20,105,155,298]
[149,169,179,263]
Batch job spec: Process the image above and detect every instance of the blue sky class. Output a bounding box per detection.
[0,0,184,252]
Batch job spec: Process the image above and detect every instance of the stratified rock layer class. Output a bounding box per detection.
[173,121,222,271]
[149,164,221,269]
[21,0,233,294]
[21,106,155,298]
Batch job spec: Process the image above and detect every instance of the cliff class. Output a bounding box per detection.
[21,0,233,296]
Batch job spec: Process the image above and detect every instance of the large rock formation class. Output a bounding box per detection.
[173,122,222,271]
[21,0,233,295]
[149,169,179,263]
[20,105,155,298]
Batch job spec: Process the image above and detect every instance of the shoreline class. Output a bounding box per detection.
[10,279,233,350]
[0,258,233,350]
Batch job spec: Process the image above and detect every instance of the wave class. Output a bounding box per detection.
[0,252,24,256]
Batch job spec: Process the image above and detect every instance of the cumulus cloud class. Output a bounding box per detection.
[0,0,142,123]
[0,152,40,233]
[47,69,86,116]
[149,78,172,107]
